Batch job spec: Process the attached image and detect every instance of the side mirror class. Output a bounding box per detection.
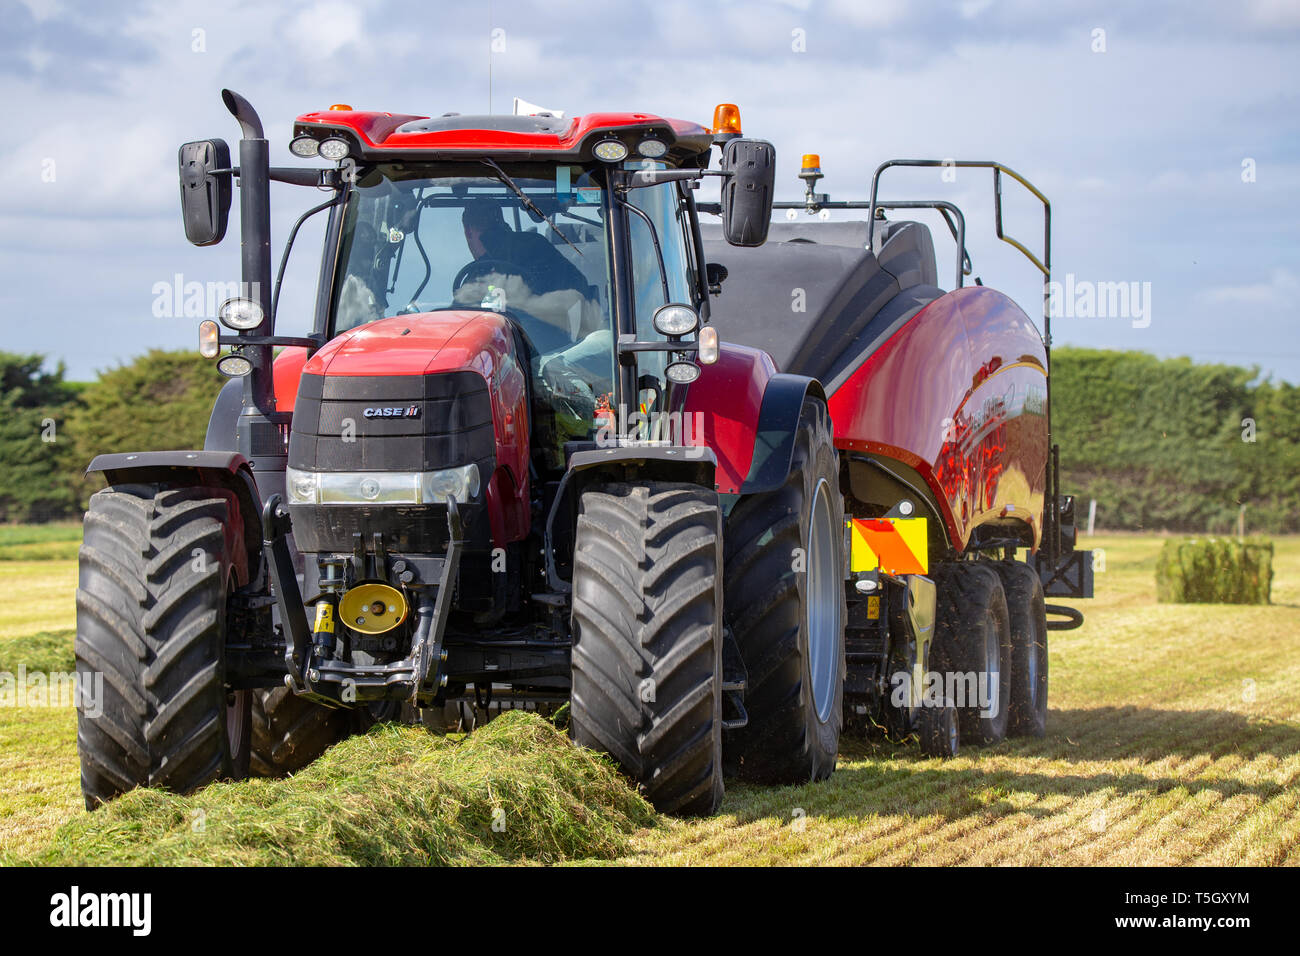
[178,139,232,246]
[706,262,728,295]
[719,138,775,247]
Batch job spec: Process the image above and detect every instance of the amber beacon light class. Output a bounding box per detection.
[711,103,742,136]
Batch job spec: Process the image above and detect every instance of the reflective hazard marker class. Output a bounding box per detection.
[850,517,928,575]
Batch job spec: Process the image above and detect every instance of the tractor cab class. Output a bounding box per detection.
[275,104,772,477]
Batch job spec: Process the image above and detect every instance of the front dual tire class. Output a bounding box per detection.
[569,482,725,816]
[75,484,252,808]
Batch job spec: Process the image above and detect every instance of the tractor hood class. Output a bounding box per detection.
[291,309,532,554]
[303,310,519,379]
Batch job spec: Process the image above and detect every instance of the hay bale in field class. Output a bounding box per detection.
[1155,537,1273,604]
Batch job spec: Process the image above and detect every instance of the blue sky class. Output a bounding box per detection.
[2,0,1298,382]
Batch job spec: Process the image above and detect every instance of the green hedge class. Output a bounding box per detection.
[1155,537,1273,604]
[1053,348,1300,533]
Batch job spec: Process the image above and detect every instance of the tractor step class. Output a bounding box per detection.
[721,625,748,730]
[722,687,748,731]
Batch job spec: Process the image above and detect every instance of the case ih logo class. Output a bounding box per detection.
[363,406,421,419]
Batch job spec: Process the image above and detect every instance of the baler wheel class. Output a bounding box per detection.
[722,398,845,783]
[930,562,1012,746]
[995,561,1049,738]
[917,697,960,758]
[570,482,724,816]
[75,484,252,808]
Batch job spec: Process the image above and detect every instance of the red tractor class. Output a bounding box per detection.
[75,92,1091,816]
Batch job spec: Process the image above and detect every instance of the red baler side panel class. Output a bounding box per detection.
[302,312,531,545]
[684,343,777,495]
[828,285,1048,552]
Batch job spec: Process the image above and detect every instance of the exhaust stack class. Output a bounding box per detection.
[221,89,282,469]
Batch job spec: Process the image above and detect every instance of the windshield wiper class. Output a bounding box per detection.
[479,158,583,257]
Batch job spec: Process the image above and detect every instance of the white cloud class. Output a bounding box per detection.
[960,0,995,19]
[288,1,366,60]
[1244,0,1300,28]
[17,0,62,21]
[824,0,909,28]
[1201,268,1299,308]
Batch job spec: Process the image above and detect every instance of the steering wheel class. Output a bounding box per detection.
[452,258,529,294]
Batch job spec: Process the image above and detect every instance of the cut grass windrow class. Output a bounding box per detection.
[10,712,655,867]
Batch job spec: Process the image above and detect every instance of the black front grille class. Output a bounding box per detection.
[288,371,496,554]
[290,371,495,472]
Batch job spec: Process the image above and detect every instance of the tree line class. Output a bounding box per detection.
[1051,348,1300,534]
[1,346,1296,533]
[0,350,223,522]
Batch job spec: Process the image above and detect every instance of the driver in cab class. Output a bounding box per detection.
[454,200,611,390]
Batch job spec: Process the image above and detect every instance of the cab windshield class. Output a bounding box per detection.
[331,163,616,469]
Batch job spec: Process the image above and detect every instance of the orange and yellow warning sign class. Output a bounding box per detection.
[850,517,928,575]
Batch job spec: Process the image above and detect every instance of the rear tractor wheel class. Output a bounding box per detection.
[723,397,845,783]
[250,686,354,776]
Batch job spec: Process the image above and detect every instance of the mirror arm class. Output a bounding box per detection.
[218,333,323,351]
[209,167,340,188]
[621,168,732,192]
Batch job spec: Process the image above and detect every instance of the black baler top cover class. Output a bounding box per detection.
[700,219,944,391]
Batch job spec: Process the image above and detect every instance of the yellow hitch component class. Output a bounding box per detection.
[850,516,928,575]
[339,582,409,635]
[312,602,335,634]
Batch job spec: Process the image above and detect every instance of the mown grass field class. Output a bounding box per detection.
[1,530,1296,865]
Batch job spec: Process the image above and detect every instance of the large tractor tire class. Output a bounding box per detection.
[931,562,1011,746]
[723,397,845,783]
[995,561,1049,738]
[75,484,252,809]
[249,687,353,777]
[570,482,724,816]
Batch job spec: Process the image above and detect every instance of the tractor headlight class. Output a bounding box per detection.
[637,138,667,159]
[593,140,629,163]
[420,465,480,503]
[665,361,700,384]
[289,135,320,158]
[318,138,351,162]
[288,468,320,504]
[216,353,253,377]
[652,303,698,336]
[218,297,264,331]
[286,465,480,506]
